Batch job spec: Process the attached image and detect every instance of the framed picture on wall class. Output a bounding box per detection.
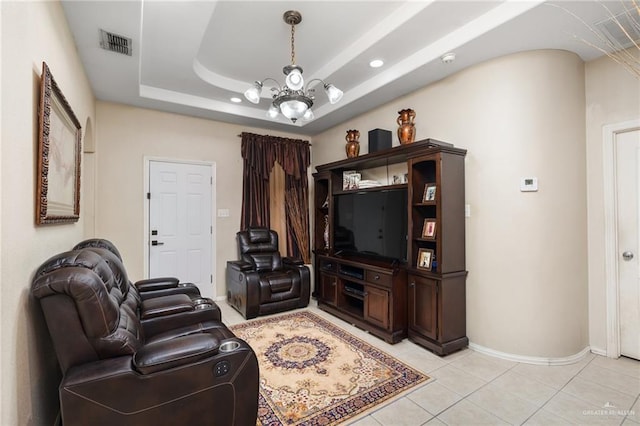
[417,248,434,271]
[36,62,82,225]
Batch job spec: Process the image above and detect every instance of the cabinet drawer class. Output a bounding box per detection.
[365,270,392,287]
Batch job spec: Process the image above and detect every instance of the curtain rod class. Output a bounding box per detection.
[237,134,312,146]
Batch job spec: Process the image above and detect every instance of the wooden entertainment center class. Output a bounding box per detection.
[313,139,468,354]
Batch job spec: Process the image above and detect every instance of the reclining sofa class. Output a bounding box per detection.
[32,246,259,426]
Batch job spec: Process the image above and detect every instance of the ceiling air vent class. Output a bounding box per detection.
[99,29,132,56]
[594,9,640,50]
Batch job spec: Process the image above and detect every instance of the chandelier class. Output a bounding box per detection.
[243,10,343,123]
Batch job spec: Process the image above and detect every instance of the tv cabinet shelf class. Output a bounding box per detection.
[333,183,407,196]
[313,138,468,354]
[316,254,407,344]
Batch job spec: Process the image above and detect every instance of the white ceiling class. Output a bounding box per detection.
[61,0,635,136]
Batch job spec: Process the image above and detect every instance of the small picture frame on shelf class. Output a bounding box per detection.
[417,248,434,271]
[422,219,437,239]
[423,183,436,202]
[343,170,360,190]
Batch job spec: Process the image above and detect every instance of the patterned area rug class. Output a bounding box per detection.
[230,311,428,425]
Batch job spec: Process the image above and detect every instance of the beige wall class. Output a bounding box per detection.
[94,102,307,297]
[313,50,589,358]
[0,1,96,424]
[585,51,640,354]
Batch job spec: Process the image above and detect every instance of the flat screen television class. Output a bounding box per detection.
[333,189,407,262]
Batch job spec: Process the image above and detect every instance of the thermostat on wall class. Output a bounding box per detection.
[520,177,538,192]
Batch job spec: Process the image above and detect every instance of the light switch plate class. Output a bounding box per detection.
[217,209,230,217]
[520,177,538,192]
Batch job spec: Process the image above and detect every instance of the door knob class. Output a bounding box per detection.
[622,251,634,261]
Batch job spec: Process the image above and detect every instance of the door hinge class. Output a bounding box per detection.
[146,192,150,199]
[210,226,213,234]
[210,274,213,283]
[210,177,213,185]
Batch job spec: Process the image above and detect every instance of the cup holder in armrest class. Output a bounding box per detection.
[194,298,210,305]
[178,283,189,288]
[195,303,212,310]
[219,340,241,353]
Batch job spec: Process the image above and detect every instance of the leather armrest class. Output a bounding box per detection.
[283,257,304,266]
[140,294,193,319]
[227,260,255,272]
[133,334,220,375]
[134,277,179,291]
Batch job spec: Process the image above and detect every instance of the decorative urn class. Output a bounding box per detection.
[397,109,416,144]
[345,129,360,158]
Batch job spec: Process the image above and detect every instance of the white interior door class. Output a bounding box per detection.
[616,128,640,360]
[149,161,213,299]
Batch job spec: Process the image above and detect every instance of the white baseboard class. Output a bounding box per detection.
[589,346,607,357]
[469,342,592,365]
[214,295,227,302]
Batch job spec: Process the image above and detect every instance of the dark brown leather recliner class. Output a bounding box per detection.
[73,238,204,301]
[32,249,259,426]
[226,228,310,319]
[79,245,222,334]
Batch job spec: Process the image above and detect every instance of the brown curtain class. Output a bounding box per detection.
[240,132,311,262]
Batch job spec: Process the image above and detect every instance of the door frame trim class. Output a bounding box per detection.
[603,119,640,358]
[143,157,216,295]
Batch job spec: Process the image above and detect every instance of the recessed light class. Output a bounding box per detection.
[230,97,242,103]
[369,59,384,68]
[441,52,456,64]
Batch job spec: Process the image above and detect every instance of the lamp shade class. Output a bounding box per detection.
[279,99,309,120]
[285,68,304,91]
[274,93,313,122]
[244,82,263,104]
[325,84,343,104]
[267,104,279,119]
[302,108,314,121]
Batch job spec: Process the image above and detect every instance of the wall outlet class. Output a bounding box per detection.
[217,209,230,217]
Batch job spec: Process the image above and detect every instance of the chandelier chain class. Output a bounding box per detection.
[290,23,296,65]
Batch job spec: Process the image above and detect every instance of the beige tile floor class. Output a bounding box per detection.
[218,301,640,426]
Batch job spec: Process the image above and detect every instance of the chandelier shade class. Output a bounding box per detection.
[244,82,263,104]
[243,10,343,123]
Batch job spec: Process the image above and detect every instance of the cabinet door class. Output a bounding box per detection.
[320,273,338,306]
[408,274,438,340]
[364,286,389,330]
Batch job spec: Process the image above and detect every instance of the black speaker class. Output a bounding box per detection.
[368,129,392,153]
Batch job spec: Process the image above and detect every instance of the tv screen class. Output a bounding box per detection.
[333,189,407,262]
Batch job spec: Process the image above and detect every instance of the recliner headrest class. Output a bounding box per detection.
[247,228,271,243]
[34,249,115,287]
[73,238,122,261]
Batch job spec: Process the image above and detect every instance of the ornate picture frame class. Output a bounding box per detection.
[36,62,82,225]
